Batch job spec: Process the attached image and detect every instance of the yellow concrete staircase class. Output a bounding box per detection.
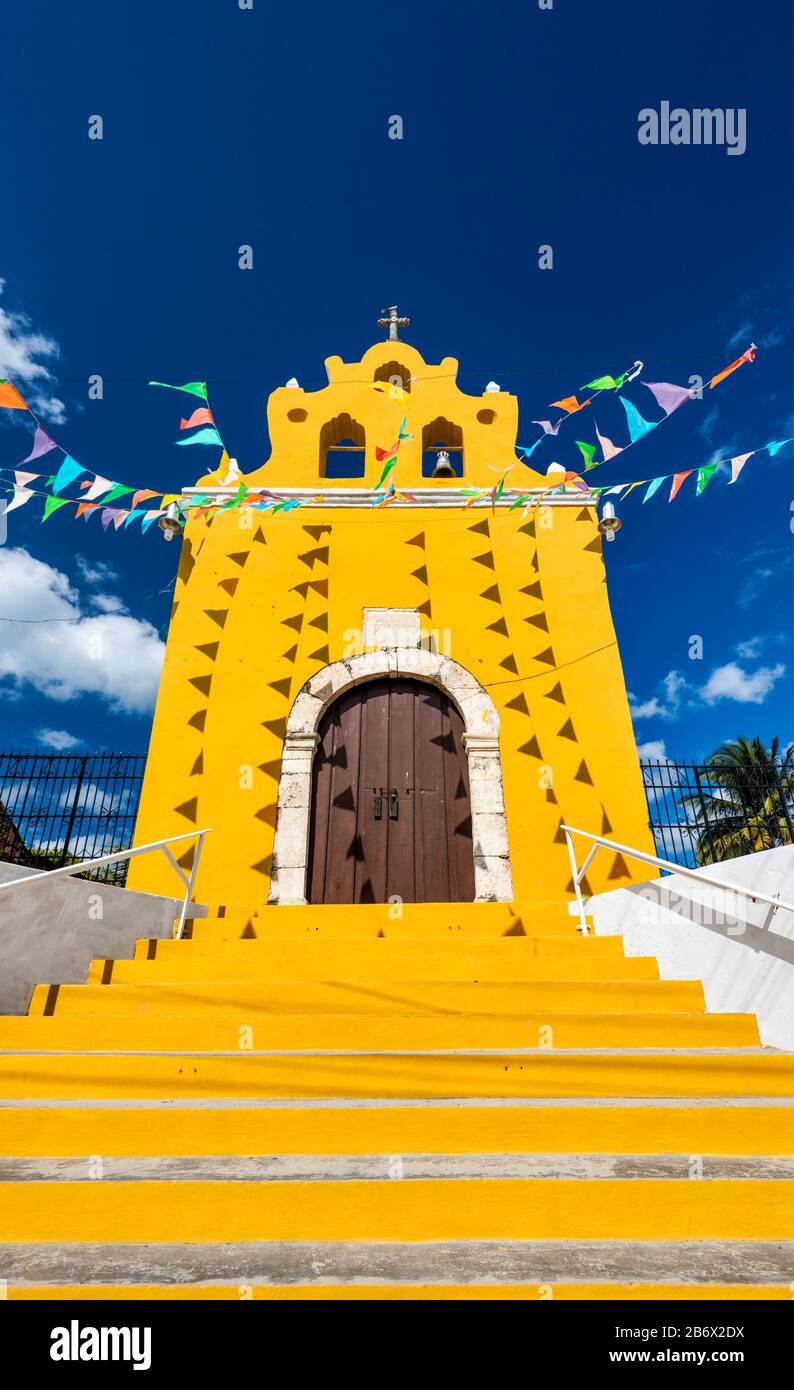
[1,901,793,1300]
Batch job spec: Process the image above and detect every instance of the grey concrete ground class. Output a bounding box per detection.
[2,1153,793,1181]
[2,1240,792,1285]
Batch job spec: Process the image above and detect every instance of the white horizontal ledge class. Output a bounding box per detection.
[178,486,597,509]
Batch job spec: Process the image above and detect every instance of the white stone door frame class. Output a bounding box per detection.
[268,645,514,905]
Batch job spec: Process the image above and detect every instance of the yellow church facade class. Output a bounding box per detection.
[128,331,654,920]
[7,323,793,1304]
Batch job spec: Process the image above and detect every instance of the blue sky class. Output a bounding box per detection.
[0,0,791,762]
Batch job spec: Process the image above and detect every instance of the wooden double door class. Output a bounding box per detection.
[307,678,475,904]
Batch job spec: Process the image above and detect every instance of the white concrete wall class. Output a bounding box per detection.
[0,861,206,1014]
[576,845,794,1051]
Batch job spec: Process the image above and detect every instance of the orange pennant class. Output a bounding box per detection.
[668,470,693,501]
[131,489,160,509]
[709,345,756,390]
[549,395,581,414]
[75,502,98,520]
[0,380,28,410]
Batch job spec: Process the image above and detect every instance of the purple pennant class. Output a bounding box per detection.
[641,381,691,416]
[19,425,57,464]
[100,507,121,531]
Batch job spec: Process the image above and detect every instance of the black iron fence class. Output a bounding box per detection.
[0,752,146,885]
[0,750,792,884]
[640,758,794,868]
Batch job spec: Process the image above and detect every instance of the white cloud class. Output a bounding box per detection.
[738,565,775,608]
[726,322,755,351]
[89,592,128,615]
[727,319,784,351]
[631,653,786,724]
[736,636,763,660]
[636,739,667,760]
[0,283,66,423]
[628,694,664,719]
[698,406,720,441]
[700,661,785,705]
[75,555,120,586]
[36,728,82,751]
[629,669,687,722]
[0,547,164,714]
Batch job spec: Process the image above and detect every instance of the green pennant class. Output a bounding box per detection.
[149,380,208,400]
[41,495,69,522]
[696,464,718,496]
[222,482,249,511]
[613,371,630,389]
[99,483,135,505]
[576,440,598,470]
[374,456,397,490]
[582,375,617,391]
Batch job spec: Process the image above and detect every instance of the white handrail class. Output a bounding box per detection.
[561,823,792,935]
[0,829,211,940]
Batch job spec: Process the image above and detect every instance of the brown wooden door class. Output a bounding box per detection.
[307,678,475,904]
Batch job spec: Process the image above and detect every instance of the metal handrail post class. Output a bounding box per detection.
[175,831,206,939]
[564,829,590,935]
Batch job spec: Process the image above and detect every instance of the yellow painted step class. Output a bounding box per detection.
[2,1178,791,1241]
[7,1283,791,1300]
[87,953,659,984]
[4,1102,792,1157]
[137,936,620,962]
[29,978,706,1017]
[0,1010,760,1052]
[1,1051,791,1100]
[190,902,586,940]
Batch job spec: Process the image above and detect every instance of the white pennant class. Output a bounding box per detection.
[5,486,35,514]
[82,474,114,501]
[728,451,753,484]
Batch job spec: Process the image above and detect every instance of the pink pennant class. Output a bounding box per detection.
[112,510,129,529]
[14,470,39,488]
[595,426,623,461]
[728,452,754,484]
[19,425,57,464]
[179,407,214,430]
[642,381,691,416]
[668,470,693,502]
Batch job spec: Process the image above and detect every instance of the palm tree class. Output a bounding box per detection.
[681,736,794,865]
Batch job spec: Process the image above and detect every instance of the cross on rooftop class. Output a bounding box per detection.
[378,305,410,341]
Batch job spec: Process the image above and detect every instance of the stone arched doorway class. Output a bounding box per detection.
[268,647,514,905]
[307,677,475,904]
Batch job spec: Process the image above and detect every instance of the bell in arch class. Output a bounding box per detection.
[431,449,456,479]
